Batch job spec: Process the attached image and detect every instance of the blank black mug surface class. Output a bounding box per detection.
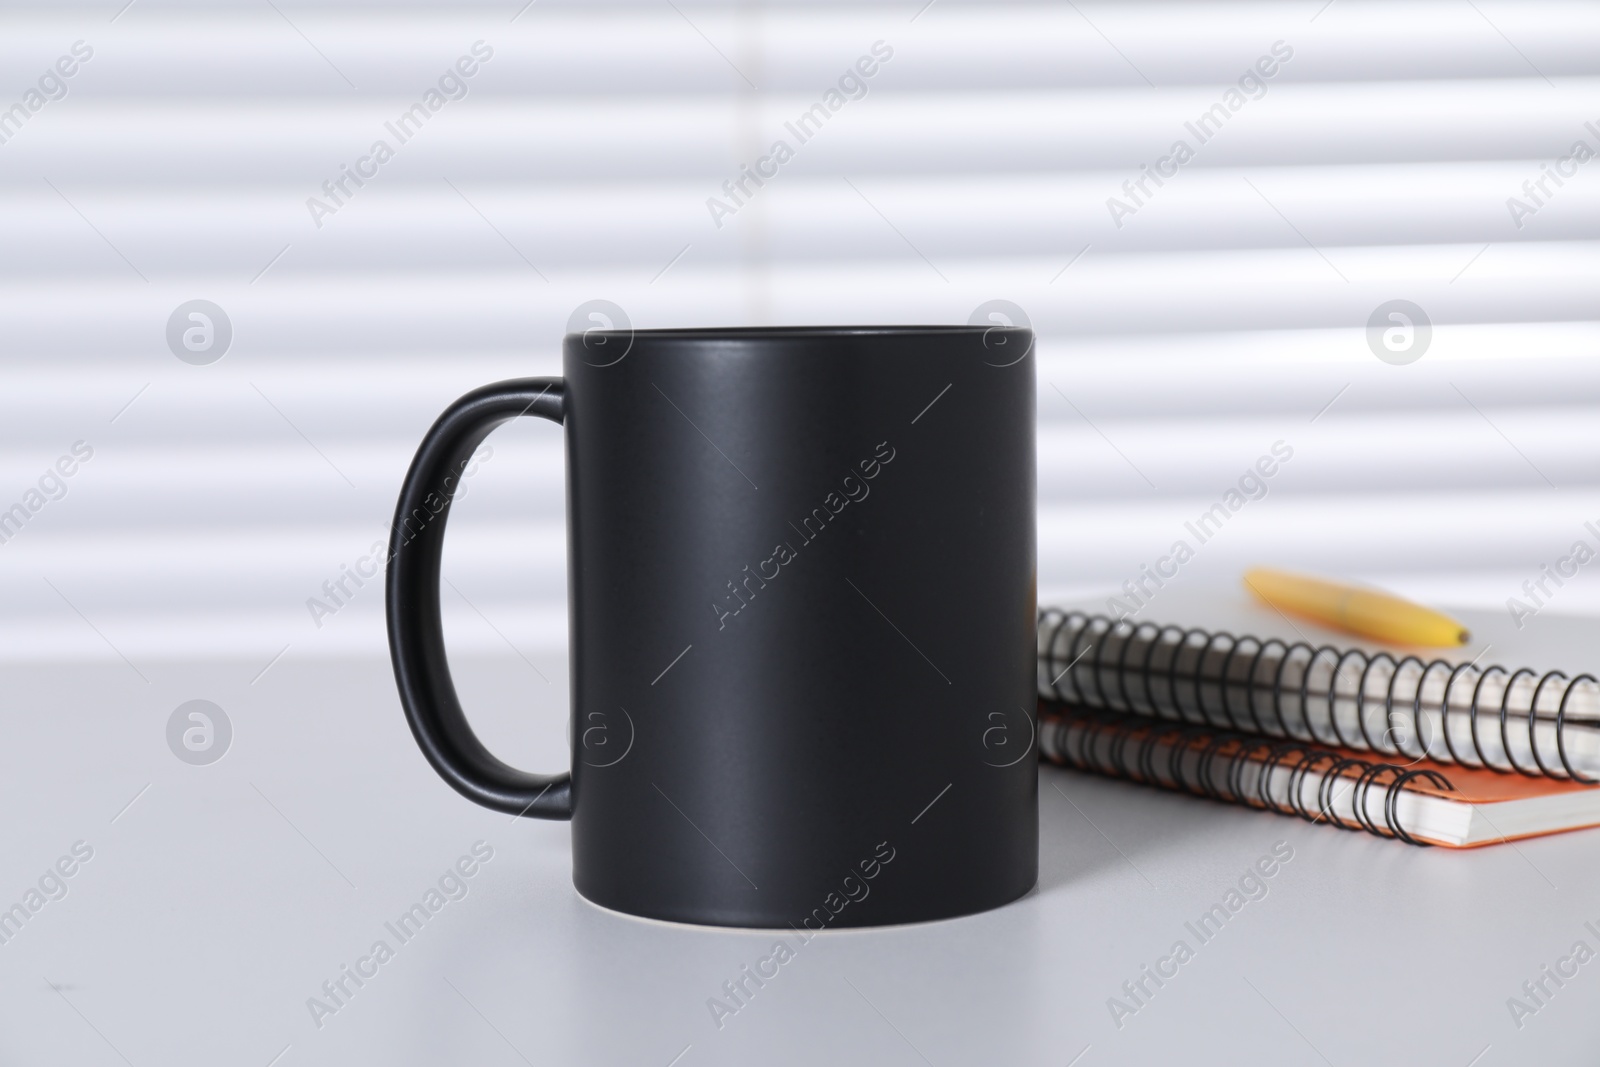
[387,325,1037,928]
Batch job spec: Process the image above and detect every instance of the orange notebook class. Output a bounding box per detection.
[1040,703,1600,848]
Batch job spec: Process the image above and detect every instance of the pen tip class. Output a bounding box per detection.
[1458,629,1471,645]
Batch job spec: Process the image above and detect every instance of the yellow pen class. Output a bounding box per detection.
[1243,567,1470,648]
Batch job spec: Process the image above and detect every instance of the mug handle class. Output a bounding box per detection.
[386,377,572,819]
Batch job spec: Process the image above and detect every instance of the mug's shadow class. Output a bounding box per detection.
[1035,764,1215,895]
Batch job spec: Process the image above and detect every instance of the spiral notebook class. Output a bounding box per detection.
[1039,703,1600,847]
[1035,590,1600,847]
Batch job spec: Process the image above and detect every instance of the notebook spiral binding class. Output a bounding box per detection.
[1039,705,1456,845]
[1038,608,1600,783]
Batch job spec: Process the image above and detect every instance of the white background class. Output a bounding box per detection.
[2,0,1599,670]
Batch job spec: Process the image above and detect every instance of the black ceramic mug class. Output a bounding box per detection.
[387,325,1036,928]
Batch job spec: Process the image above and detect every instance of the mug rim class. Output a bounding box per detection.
[564,324,1028,343]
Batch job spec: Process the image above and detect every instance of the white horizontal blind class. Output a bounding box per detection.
[2,0,1598,665]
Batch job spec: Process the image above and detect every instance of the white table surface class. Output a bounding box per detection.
[5,606,1600,1066]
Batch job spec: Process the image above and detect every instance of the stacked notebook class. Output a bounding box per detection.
[1035,596,1600,848]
